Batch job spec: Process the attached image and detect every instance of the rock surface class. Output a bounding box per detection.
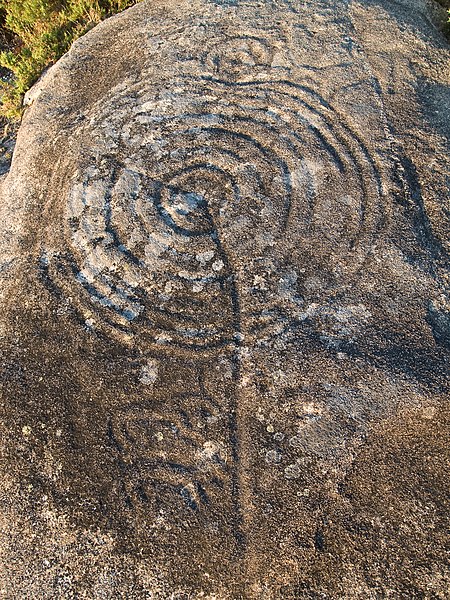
[0,0,449,597]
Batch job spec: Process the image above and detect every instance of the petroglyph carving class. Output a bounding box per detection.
[0,0,448,596]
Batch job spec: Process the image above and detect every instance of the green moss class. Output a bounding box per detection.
[0,0,141,120]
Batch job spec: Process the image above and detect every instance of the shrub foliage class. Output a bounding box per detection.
[0,0,141,119]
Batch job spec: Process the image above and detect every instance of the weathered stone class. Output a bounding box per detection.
[0,0,448,597]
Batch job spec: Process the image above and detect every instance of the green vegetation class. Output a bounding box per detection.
[0,0,141,120]
[434,0,450,37]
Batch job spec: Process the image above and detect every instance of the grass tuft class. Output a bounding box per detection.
[0,0,141,120]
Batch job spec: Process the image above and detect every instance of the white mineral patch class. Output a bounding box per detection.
[195,250,215,264]
[139,359,158,386]
[252,275,267,290]
[265,450,282,464]
[144,237,170,259]
[272,370,287,383]
[338,194,356,207]
[297,302,372,340]
[300,401,323,417]
[271,52,290,69]
[126,228,144,249]
[239,374,251,388]
[284,462,302,480]
[238,346,251,359]
[255,232,276,249]
[23,83,43,107]
[292,158,324,189]
[83,181,107,209]
[139,100,157,112]
[77,266,96,284]
[217,358,234,379]
[122,305,143,321]
[196,441,226,465]
[212,260,224,271]
[155,333,173,344]
[67,183,86,218]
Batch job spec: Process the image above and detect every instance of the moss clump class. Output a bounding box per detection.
[0,0,141,120]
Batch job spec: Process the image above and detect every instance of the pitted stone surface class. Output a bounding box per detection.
[0,0,449,597]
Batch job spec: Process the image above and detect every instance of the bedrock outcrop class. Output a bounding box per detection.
[0,0,449,597]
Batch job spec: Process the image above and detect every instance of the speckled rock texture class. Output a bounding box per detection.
[0,0,449,597]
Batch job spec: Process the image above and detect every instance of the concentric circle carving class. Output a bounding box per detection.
[40,74,385,352]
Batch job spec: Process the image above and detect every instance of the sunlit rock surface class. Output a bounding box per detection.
[0,0,448,597]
